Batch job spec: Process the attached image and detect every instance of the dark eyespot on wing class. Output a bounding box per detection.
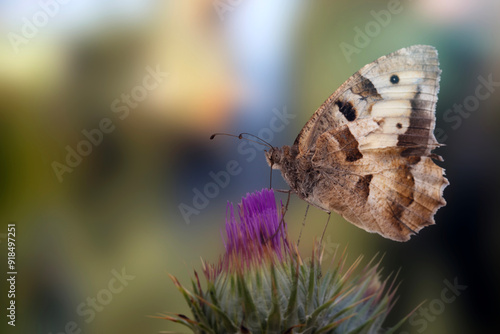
[335,100,357,122]
[332,127,363,162]
[390,74,400,84]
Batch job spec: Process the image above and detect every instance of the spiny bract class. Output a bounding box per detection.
[159,189,409,333]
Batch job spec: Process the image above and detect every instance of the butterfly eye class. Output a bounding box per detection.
[272,151,280,163]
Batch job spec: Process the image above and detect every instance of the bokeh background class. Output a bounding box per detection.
[1,0,499,333]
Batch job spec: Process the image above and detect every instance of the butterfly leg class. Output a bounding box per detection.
[297,205,310,247]
[275,189,294,194]
[275,189,294,219]
[269,189,292,242]
[320,213,331,246]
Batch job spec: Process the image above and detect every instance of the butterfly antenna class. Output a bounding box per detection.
[238,132,274,149]
[210,132,272,149]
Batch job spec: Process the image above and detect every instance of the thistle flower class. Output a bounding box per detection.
[159,189,409,333]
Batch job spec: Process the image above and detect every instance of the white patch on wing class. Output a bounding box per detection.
[371,100,412,118]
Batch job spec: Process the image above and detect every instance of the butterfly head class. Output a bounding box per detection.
[265,147,283,169]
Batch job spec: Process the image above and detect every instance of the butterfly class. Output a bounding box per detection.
[263,45,448,241]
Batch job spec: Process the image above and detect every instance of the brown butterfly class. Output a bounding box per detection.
[263,45,448,242]
[213,45,448,241]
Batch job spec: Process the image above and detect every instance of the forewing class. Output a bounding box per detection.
[295,45,440,158]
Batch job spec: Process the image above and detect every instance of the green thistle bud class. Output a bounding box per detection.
[159,189,409,333]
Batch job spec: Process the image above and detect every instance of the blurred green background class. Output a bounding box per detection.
[1,0,499,333]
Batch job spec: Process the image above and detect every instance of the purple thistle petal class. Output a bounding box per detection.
[204,189,291,280]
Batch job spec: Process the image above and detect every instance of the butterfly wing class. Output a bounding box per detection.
[296,45,448,241]
[295,45,440,155]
